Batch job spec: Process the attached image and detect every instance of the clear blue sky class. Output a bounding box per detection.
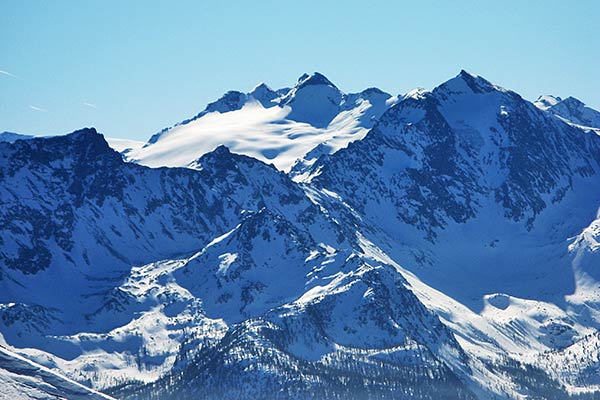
[1,0,598,141]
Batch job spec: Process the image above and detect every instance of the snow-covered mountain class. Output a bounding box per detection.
[3,71,600,399]
[307,70,600,346]
[0,128,348,387]
[0,129,476,399]
[535,95,600,129]
[129,72,397,172]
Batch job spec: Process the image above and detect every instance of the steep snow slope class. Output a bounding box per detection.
[0,345,114,400]
[129,73,397,171]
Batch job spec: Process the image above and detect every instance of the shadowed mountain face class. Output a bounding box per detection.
[3,72,600,399]
[0,129,311,278]
[312,71,600,234]
[307,71,600,310]
[0,128,471,399]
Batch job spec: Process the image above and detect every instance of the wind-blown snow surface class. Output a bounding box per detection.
[129,73,396,172]
[3,71,600,399]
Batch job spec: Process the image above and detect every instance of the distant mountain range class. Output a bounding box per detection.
[2,71,600,399]
[534,95,600,128]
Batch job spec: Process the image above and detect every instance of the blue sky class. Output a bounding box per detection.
[1,1,598,141]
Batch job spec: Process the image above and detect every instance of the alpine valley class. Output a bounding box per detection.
[3,71,600,399]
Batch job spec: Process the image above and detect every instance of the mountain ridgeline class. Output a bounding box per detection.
[2,71,600,399]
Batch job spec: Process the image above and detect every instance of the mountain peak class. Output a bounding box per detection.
[212,144,232,155]
[347,87,392,106]
[534,95,562,110]
[252,82,270,89]
[279,72,343,128]
[62,128,117,157]
[297,73,310,82]
[248,82,278,108]
[190,90,249,119]
[296,72,337,90]
[68,127,100,139]
[1,127,121,180]
[59,127,111,149]
[196,144,234,162]
[189,144,236,171]
[361,87,386,95]
[562,96,586,108]
[458,69,476,79]
[219,90,247,102]
[250,82,274,94]
[458,70,496,92]
[359,87,391,99]
[195,143,259,166]
[433,70,502,97]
